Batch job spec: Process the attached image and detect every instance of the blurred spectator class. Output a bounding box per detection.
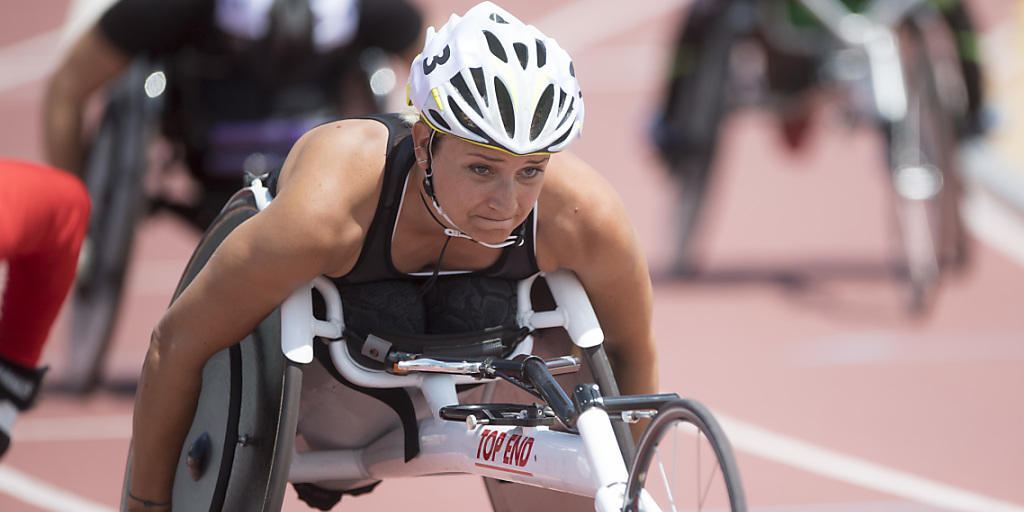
[44,0,423,229]
[0,159,90,458]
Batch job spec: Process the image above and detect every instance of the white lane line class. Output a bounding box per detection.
[12,408,1024,512]
[58,0,120,51]
[0,466,115,512]
[963,184,1024,267]
[717,413,1024,512]
[0,29,63,94]
[959,143,1024,268]
[13,414,132,442]
[0,0,120,95]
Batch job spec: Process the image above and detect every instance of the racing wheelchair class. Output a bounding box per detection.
[65,46,400,393]
[119,179,748,511]
[655,0,980,313]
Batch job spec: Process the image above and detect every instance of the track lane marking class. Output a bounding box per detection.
[0,466,115,512]
[1,2,1019,511]
[717,413,1024,512]
[13,411,1024,511]
[0,29,62,94]
[960,143,1024,268]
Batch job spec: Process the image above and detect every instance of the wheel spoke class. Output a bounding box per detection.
[696,423,701,509]
[697,426,722,510]
[699,451,721,509]
[671,421,678,506]
[655,451,678,511]
[626,401,744,512]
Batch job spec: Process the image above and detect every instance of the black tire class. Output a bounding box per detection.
[884,16,967,314]
[623,399,746,512]
[65,60,161,393]
[121,189,301,511]
[663,3,754,276]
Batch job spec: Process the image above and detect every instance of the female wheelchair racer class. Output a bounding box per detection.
[120,2,714,510]
[123,177,745,511]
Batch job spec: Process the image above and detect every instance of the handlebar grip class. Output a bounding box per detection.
[522,356,576,427]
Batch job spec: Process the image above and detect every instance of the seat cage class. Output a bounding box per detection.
[280,265,606,418]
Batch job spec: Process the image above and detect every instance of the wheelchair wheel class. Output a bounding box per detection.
[121,189,302,511]
[623,399,746,512]
[65,60,160,393]
[663,2,754,276]
[885,16,967,314]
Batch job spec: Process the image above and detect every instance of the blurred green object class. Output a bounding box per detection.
[786,0,872,28]
[787,0,961,28]
[784,0,979,63]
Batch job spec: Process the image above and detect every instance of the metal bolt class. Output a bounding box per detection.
[466,415,489,430]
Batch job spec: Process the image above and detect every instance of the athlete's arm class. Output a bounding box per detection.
[44,0,208,175]
[44,25,131,175]
[127,121,383,509]
[538,153,659,399]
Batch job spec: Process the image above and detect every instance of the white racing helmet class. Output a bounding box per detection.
[408,1,584,155]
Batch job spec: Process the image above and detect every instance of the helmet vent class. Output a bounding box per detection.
[489,13,508,24]
[483,31,508,63]
[569,61,575,77]
[493,78,516,138]
[531,84,555,140]
[513,42,529,70]
[547,124,572,149]
[428,109,451,131]
[450,73,483,117]
[470,67,488,106]
[558,89,567,110]
[556,97,575,129]
[536,39,547,67]
[448,97,488,140]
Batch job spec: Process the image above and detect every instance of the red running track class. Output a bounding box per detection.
[1,1,1023,510]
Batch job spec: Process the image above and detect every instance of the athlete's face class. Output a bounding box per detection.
[413,123,549,245]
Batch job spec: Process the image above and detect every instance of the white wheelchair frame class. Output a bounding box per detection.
[248,179,657,511]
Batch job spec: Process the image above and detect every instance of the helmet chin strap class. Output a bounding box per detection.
[420,129,524,249]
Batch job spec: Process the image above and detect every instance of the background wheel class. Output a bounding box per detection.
[885,15,966,314]
[661,2,754,276]
[623,399,746,512]
[121,189,301,511]
[65,60,161,393]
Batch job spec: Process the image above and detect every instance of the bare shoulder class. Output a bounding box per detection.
[277,118,389,197]
[266,118,392,275]
[536,151,634,271]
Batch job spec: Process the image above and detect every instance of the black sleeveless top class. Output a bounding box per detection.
[268,114,541,336]
[330,114,540,285]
